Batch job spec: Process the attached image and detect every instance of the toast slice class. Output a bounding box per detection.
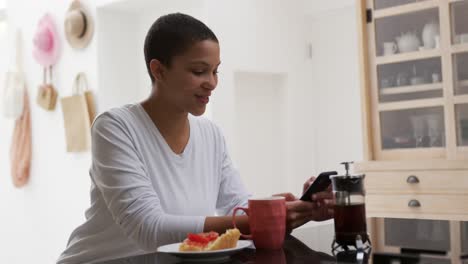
[179,228,241,252]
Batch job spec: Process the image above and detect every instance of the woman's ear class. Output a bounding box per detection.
[150,59,165,82]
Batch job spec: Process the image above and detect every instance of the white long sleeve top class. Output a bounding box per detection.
[57,104,250,264]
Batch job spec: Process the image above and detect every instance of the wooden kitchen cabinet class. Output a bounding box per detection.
[355,0,468,260]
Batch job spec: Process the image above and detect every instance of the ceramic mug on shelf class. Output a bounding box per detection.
[232,196,287,250]
[382,42,397,56]
[432,73,441,83]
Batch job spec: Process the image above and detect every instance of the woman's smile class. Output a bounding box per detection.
[195,94,210,104]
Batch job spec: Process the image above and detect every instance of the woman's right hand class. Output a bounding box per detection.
[273,192,334,234]
[301,175,335,222]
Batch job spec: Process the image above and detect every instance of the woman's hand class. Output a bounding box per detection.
[302,175,335,221]
[274,176,334,233]
[274,194,333,233]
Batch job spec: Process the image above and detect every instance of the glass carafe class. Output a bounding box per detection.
[331,162,368,247]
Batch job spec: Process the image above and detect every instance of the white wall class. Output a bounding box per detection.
[97,9,143,111]
[307,7,363,171]
[203,0,314,195]
[0,1,363,263]
[97,0,206,111]
[291,6,363,249]
[0,1,98,263]
[233,72,288,196]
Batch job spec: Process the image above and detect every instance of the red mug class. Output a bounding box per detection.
[232,197,287,250]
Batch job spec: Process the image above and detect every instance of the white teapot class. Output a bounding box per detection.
[396,32,420,53]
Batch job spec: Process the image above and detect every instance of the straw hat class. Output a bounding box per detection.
[32,13,60,67]
[64,0,94,49]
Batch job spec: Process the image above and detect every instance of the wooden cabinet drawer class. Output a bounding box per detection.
[366,194,468,220]
[365,170,468,194]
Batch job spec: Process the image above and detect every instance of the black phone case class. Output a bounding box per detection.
[299,171,338,202]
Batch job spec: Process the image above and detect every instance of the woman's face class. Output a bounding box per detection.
[156,40,220,116]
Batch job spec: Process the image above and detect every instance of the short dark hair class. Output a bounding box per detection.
[144,13,219,83]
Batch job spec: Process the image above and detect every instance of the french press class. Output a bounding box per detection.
[330,162,370,250]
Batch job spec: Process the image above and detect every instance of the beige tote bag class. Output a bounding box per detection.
[61,73,95,152]
[10,90,32,187]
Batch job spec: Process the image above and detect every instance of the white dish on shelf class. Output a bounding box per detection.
[460,33,468,44]
[157,240,252,262]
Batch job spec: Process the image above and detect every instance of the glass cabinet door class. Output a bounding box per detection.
[375,8,440,57]
[450,1,468,155]
[372,5,445,152]
[367,1,468,157]
[385,218,450,252]
[463,221,468,254]
[377,57,443,103]
[374,0,429,11]
[453,52,468,95]
[451,1,468,95]
[450,1,468,46]
[380,107,445,149]
[456,104,468,147]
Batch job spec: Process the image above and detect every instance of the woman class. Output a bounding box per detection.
[57,13,333,264]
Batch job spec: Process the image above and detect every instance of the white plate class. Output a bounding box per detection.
[157,240,252,262]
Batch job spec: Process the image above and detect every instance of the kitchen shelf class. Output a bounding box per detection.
[377,147,445,160]
[451,43,468,53]
[377,97,444,111]
[450,0,467,4]
[457,147,468,159]
[454,94,468,104]
[380,83,442,95]
[376,49,441,65]
[374,0,438,19]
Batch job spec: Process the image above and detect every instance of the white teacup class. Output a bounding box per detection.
[460,33,468,44]
[383,42,397,56]
[432,73,441,83]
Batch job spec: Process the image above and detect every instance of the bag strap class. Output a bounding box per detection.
[42,66,53,85]
[14,30,19,72]
[72,72,89,95]
[9,28,23,74]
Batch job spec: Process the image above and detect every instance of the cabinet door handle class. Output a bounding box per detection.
[408,200,421,208]
[406,175,420,184]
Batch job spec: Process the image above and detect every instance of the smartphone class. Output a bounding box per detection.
[299,171,338,202]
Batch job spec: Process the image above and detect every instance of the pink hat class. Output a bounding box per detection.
[33,13,60,67]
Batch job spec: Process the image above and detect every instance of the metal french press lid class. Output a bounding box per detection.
[330,162,365,194]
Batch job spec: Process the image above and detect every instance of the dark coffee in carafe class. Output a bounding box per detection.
[334,203,368,245]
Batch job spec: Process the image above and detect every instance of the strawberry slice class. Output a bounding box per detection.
[188,233,209,244]
[187,231,219,244]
